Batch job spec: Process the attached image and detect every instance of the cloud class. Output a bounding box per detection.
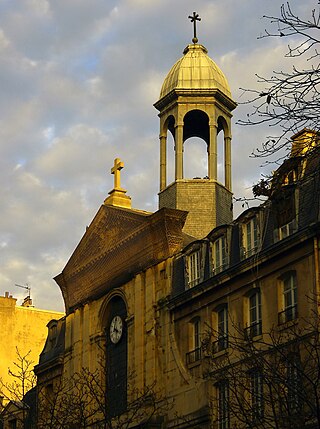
[0,0,316,311]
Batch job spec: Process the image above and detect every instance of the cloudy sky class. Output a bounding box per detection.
[0,0,315,312]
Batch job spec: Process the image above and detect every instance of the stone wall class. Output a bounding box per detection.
[159,179,233,238]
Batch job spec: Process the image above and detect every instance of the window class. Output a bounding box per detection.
[245,290,262,339]
[279,273,297,324]
[244,217,259,257]
[9,420,17,429]
[286,357,301,413]
[46,383,54,404]
[49,324,57,348]
[279,219,297,240]
[217,381,229,429]
[284,168,297,185]
[193,318,201,350]
[187,251,201,288]
[186,318,202,364]
[250,370,264,421]
[213,306,228,353]
[212,236,228,274]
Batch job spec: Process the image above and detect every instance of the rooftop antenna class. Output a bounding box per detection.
[15,283,31,296]
[15,283,33,306]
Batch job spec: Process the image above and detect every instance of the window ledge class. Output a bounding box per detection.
[204,348,229,359]
[245,334,263,343]
[187,360,202,369]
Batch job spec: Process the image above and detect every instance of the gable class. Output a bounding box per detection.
[55,206,187,313]
[68,205,149,272]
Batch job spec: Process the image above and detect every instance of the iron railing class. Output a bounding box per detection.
[244,321,262,340]
[278,304,298,325]
[212,335,229,354]
[186,346,202,365]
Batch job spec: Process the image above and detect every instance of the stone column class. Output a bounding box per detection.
[175,124,184,180]
[209,123,218,180]
[160,134,167,191]
[225,136,232,191]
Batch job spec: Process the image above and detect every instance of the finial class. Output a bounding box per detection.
[188,12,201,44]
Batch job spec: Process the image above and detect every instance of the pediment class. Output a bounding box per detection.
[55,206,188,312]
[66,205,149,276]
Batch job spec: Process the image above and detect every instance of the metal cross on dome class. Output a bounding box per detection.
[188,12,201,44]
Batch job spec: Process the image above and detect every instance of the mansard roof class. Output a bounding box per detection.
[170,136,320,302]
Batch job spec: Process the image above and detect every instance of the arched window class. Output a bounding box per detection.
[104,296,127,418]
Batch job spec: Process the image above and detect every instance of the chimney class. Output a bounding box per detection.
[21,296,33,307]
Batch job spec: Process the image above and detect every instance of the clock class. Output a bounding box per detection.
[109,315,123,344]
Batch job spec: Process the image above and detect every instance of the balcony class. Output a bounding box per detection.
[245,246,258,258]
[186,346,202,365]
[278,304,298,325]
[244,321,262,340]
[188,276,200,288]
[212,335,229,354]
[240,246,259,260]
[213,263,229,275]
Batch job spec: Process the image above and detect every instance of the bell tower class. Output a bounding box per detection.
[154,15,237,239]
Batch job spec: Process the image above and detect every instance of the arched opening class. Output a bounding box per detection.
[183,110,209,179]
[184,137,208,179]
[217,116,228,185]
[166,115,175,185]
[183,110,209,143]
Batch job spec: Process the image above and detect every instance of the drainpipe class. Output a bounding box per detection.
[314,237,320,313]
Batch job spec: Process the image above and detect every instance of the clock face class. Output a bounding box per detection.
[109,315,123,344]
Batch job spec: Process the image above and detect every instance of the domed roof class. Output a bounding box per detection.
[159,44,232,100]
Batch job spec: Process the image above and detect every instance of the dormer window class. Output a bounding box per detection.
[184,241,205,289]
[212,235,228,274]
[187,250,201,288]
[243,217,259,257]
[47,320,59,350]
[50,324,57,348]
[284,168,297,185]
[276,218,297,241]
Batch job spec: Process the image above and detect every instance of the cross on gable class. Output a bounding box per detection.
[111,158,124,190]
[188,12,201,44]
[104,157,131,208]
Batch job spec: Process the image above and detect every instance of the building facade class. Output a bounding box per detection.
[0,292,64,394]
[0,294,63,429]
[35,33,320,429]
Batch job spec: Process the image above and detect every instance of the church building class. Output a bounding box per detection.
[35,16,320,429]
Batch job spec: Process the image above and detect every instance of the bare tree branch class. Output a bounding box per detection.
[239,2,320,161]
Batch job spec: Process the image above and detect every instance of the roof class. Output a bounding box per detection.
[159,44,232,100]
